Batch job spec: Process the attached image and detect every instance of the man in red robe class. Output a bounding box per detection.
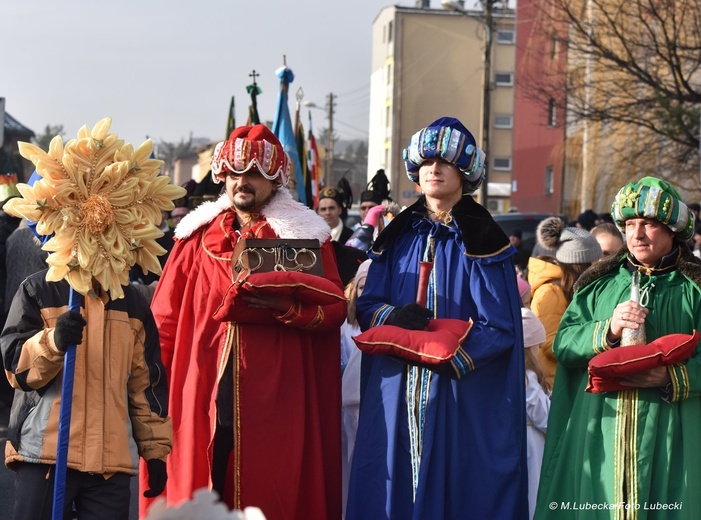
[140,125,345,519]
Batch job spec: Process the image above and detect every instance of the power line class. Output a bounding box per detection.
[338,83,370,97]
[334,118,369,137]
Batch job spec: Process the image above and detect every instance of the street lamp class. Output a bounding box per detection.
[441,0,497,207]
[304,95,335,185]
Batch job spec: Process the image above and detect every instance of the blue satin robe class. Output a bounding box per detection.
[347,216,529,520]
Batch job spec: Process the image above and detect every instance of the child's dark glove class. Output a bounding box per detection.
[54,311,86,352]
[385,303,433,330]
[143,459,167,498]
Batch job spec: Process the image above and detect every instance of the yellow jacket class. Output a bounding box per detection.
[527,257,568,387]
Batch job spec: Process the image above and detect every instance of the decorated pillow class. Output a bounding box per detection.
[212,271,345,323]
[353,318,473,366]
[586,331,699,393]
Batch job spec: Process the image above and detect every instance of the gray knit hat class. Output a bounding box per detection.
[536,217,602,264]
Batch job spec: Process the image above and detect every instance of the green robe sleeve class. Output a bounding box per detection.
[553,275,624,369]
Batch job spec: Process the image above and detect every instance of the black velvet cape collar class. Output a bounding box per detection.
[371,195,511,258]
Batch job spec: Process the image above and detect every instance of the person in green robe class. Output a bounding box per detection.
[536,176,701,519]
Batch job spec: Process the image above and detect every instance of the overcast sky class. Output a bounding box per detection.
[3,0,422,148]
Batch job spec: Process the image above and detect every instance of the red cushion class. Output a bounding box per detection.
[212,271,345,323]
[586,331,699,393]
[353,318,473,365]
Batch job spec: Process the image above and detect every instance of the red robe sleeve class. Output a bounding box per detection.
[274,239,347,332]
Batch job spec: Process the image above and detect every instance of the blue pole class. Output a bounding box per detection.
[51,288,81,520]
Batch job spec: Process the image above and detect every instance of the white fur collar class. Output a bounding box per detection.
[174,188,331,242]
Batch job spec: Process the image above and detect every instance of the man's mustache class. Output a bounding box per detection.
[236,187,255,194]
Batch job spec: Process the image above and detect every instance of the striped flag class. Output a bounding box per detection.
[307,113,321,209]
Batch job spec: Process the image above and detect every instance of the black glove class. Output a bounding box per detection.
[143,458,167,498]
[385,303,433,330]
[54,311,87,352]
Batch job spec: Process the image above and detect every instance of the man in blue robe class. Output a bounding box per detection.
[346,117,528,519]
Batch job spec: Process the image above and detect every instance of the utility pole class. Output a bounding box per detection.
[0,97,5,147]
[480,0,495,208]
[326,93,335,185]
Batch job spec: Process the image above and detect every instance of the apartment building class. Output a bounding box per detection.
[367,2,516,211]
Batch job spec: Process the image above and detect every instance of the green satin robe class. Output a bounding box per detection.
[535,262,701,519]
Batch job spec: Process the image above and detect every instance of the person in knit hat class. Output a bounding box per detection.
[521,308,550,520]
[527,217,602,385]
[535,176,701,518]
[576,208,599,231]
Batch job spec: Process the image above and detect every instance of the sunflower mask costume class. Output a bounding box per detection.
[4,117,186,299]
[1,118,177,518]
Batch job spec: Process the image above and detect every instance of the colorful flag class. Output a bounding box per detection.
[225,96,236,137]
[307,112,321,209]
[296,121,313,209]
[272,64,306,205]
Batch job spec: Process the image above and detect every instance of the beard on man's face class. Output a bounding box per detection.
[233,199,256,212]
[232,185,276,212]
[232,186,255,212]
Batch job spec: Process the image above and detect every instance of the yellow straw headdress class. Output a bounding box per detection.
[4,117,187,299]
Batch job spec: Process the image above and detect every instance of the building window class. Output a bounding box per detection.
[386,106,391,128]
[388,21,393,43]
[545,166,554,195]
[387,64,391,85]
[548,99,557,127]
[551,37,559,60]
[494,114,513,128]
[493,157,512,171]
[494,72,514,86]
[496,30,515,44]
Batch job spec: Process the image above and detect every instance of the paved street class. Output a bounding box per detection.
[0,402,139,519]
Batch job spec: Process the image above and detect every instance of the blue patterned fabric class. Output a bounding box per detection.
[347,212,528,519]
[403,117,486,194]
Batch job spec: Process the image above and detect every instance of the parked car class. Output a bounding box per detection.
[492,213,564,255]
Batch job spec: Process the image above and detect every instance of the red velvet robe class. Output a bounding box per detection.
[139,208,344,519]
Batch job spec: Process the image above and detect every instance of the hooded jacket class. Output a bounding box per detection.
[527,256,567,386]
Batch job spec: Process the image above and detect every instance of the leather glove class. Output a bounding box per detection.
[143,458,167,498]
[385,303,433,330]
[54,311,86,352]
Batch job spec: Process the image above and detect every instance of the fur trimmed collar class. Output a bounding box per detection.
[174,188,331,242]
[575,245,701,291]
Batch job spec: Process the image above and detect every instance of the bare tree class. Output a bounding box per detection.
[156,137,192,178]
[527,0,701,148]
[34,124,65,150]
